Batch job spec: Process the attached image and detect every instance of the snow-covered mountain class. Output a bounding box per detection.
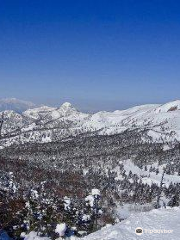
[0,98,37,113]
[1,100,180,240]
[0,100,180,147]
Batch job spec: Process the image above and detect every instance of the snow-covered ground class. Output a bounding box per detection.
[81,207,180,240]
[120,159,180,186]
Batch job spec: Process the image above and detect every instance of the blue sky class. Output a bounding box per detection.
[0,0,180,111]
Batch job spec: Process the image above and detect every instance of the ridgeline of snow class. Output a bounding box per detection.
[81,207,180,240]
[155,100,180,113]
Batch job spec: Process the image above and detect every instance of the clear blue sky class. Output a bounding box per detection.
[0,0,180,111]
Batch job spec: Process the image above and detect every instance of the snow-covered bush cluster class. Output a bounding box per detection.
[0,172,104,239]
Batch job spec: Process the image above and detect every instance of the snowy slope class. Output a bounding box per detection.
[81,207,180,240]
[119,159,180,186]
[88,100,180,142]
[23,208,180,240]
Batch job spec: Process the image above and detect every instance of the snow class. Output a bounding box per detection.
[1,99,180,147]
[63,196,71,210]
[61,102,72,108]
[116,206,130,220]
[22,208,180,240]
[20,232,26,238]
[162,144,171,151]
[51,110,60,119]
[147,130,162,142]
[80,207,180,240]
[83,100,180,142]
[24,231,49,240]
[116,203,153,219]
[31,189,39,199]
[85,189,100,207]
[155,100,180,113]
[55,223,67,237]
[91,189,100,196]
[58,102,78,116]
[82,214,91,221]
[23,106,56,119]
[85,195,95,207]
[41,136,51,143]
[122,159,180,187]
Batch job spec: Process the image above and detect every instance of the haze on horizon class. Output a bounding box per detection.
[1,0,180,111]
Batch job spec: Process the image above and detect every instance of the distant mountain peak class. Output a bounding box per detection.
[1,97,34,105]
[59,102,78,113]
[61,102,72,108]
[0,98,37,113]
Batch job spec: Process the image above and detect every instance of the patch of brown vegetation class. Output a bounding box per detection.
[168,106,178,112]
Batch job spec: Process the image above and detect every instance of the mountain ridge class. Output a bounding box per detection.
[0,99,180,147]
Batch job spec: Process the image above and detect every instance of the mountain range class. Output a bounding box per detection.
[0,98,180,147]
[1,98,180,239]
